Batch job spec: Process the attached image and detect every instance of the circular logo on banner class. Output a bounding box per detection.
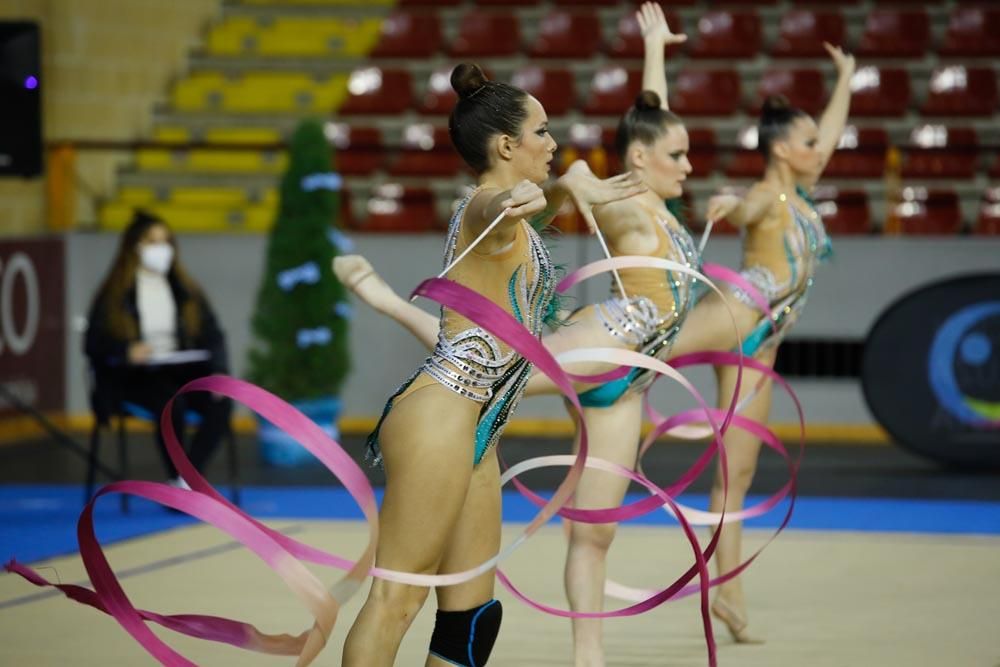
[928,302,1000,427]
[863,274,1000,468]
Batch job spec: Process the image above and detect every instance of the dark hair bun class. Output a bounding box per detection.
[635,90,662,111]
[761,95,792,119]
[451,63,488,99]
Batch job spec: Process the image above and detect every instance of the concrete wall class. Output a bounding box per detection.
[64,232,1000,426]
[0,0,219,235]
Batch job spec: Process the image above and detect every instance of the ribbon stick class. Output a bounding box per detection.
[698,218,715,255]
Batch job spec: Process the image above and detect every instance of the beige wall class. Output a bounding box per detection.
[0,0,219,236]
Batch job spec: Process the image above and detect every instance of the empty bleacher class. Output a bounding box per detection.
[98,0,999,235]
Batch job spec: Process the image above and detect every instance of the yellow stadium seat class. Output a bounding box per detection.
[244,204,278,232]
[99,202,139,230]
[154,206,228,232]
[314,75,350,111]
[203,127,282,145]
[221,72,315,113]
[206,17,258,55]
[172,72,226,111]
[151,126,191,144]
[238,0,391,7]
[169,187,248,207]
[136,149,179,171]
[136,149,287,173]
[187,149,286,173]
[204,16,382,57]
[117,186,157,205]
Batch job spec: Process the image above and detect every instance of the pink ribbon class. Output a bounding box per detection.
[3,254,797,666]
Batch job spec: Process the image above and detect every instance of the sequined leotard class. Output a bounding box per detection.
[578,204,700,407]
[731,188,832,356]
[367,189,557,465]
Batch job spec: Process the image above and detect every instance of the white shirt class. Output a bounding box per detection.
[136,270,178,355]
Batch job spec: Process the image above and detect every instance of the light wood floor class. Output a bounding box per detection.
[1,521,998,666]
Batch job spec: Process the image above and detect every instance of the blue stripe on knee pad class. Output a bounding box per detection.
[467,599,499,667]
[429,598,503,667]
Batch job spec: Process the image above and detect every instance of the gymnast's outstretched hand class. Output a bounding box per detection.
[558,160,647,235]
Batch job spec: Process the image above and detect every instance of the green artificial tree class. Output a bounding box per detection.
[246,118,352,465]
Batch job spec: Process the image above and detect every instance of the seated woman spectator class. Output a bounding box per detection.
[84,210,231,488]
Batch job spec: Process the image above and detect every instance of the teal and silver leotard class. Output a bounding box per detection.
[578,210,701,408]
[733,190,833,357]
[367,189,557,466]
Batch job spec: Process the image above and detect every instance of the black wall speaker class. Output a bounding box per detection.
[0,21,42,177]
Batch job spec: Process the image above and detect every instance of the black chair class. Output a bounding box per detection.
[84,365,241,513]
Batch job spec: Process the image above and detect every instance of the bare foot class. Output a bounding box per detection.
[332,255,401,313]
[711,596,765,645]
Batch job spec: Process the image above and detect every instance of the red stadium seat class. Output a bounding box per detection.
[417,65,496,116]
[754,68,826,116]
[974,187,1000,235]
[605,9,684,59]
[921,66,998,117]
[418,66,458,116]
[361,185,437,232]
[823,126,889,179]
[811,186,872,235]
[529,10,601,58]
[339,188,356,230]
[339,68,412,115]
[370,11,441,58]
[597,125,622,176]
[478,0,539,5]
[724,125,765,179]
[447,10,521,58]
[848,66,910,117]
[670,68,742,117]
[327,124,383,176]
[894,188,962,235]
[581,66,642,116]
[397,0,459,6]
[686,127,718,178]
[627,0,696,5]
[387,124,463,177]
[770,9,845,58]
[511,66,576,116]
[688,10,761,59]
[940,6,1000,57]
[902,125,979,179]
[704,0,775,5]
[555,0,619,5]
[856,9,930,58]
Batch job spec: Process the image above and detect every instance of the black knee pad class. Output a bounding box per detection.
[428,599,503,667]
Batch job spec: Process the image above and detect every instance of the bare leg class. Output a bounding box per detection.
[707,347,776,645]
[427,448,503,666]
[525,306,635,398]
[333,255,440,350]
[342,385,477,666]
[564,395,644,667]
[667,289,759,359]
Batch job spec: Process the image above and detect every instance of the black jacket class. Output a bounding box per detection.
[85,273,229,373]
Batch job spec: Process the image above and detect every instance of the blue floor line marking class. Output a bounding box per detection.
[2,484,998,567]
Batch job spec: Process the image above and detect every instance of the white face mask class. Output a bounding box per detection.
[139,243,174,274]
